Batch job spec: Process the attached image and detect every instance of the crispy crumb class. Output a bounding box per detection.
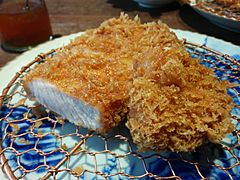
[35,121,42,128]
[19,138,25,144]
[61,143,68,151]
[10,124,19,134]
[74,143,82,154]
[23,112,28,118]
[26,140,31,145]
[73,165,84,176]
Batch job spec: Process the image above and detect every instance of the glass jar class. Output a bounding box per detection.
[0,0,52,52]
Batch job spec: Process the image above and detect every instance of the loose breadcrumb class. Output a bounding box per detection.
[61,143,68,151]
[19,138,26,144]
[10,124,19,134]
[35,120,42,128]
[73,143,82,154]
[73,165,84,176]
[38,130,43,135]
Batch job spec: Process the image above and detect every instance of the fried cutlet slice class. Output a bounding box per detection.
[23,14,139,133]
[126,35,234,152]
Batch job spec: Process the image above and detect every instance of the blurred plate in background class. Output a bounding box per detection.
[186,0,240,32]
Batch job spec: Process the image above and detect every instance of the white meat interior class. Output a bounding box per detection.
[28,80,100,129]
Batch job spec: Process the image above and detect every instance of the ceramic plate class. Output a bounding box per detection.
[186,0,240,32]
[0,30,240,180]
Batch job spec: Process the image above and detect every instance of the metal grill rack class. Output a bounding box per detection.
[0,41,239,179]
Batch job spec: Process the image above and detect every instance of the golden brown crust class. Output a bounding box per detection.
[126,45,234,152]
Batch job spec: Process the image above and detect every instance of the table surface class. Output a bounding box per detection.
[0,0,239,68]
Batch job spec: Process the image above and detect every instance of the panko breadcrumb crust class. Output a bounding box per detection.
[127,55,233,152]
[24,13,234,152]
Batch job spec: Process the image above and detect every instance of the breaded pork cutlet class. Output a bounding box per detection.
[24,14,138,133]
[24,14,234,152]
[125,21,234,152]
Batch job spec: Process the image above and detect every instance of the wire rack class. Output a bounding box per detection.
[0,41,240,180]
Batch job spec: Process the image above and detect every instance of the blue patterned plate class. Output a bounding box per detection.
[0,30,240,179]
